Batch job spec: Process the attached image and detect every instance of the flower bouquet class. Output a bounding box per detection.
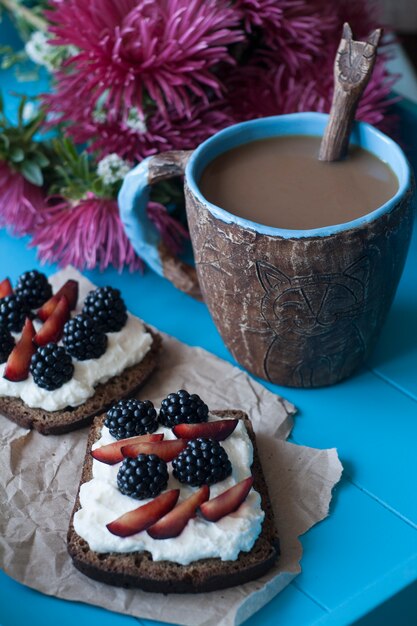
[0,0,397,274]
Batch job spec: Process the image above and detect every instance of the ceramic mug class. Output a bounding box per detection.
[119,112,415,388]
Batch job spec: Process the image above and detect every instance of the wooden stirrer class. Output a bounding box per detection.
[319,23,382,162]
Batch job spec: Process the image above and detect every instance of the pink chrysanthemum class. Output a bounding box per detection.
[235,0,287,32]
[30,193,189,272]
[227,48,397,134]
[235,0,337,71]
[44,0,397,159]
[336,0,379,40]
[46,96,235,162]
[147,201,189,257]
[230,0,395,124]
[31,194,143,272]
[45,0,243,120]
[0,161,45,236]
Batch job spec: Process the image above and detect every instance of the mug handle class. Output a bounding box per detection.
[118,150,202,300]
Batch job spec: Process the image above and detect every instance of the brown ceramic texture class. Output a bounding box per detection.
[132,147,414,389]
[144,151,203,299]
[184,179,415,388]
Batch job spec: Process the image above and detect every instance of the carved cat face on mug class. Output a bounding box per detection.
[257,257,370,338]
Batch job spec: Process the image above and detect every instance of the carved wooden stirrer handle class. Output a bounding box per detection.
[319,23,382,162]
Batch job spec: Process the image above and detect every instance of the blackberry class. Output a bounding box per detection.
[15,270,52,308]
[0,327,15,363]
[117,454,168,500]
[159,390,209,428]
[172,438,232,487]
[0,295,30,332]
[30,343,74,390]
[105,399,158,439]
[82,286,127,332]
[63,314,107,361]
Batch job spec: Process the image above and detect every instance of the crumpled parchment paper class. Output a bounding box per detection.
[0,268,343,626]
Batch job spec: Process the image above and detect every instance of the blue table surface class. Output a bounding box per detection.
[1,18,417,626]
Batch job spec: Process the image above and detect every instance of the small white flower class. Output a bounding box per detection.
[126,108,147,133]
[97,154,131,186]
[92,90,109,124]
[25,31,77,71]
[93,109,107,124]
[22,101,37,122]
[25,31,55,70]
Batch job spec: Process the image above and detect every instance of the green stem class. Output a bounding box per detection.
[0,0,48,32]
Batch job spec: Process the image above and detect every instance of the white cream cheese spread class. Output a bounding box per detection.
[73,416,265,565]
[0,313,152,411]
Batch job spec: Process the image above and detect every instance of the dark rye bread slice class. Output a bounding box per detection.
[0,329,161,436]
[67,410,280,593]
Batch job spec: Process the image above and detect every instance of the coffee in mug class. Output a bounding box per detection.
[199,135,398,230]
[119,113,415,387]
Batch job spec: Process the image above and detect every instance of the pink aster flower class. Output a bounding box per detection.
[234,0,337,72]
[235,0,285,32]
[31,194,143,272]
[335,0,379,40]
[30,192,189,272]
[0,161,45,236]
[45,0,243,120]
[147,201,189,257]
[47,95,235,162]
[228,47,397,134]
[229,0,397,132]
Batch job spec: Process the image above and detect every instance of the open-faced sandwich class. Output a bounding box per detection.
[68,390,279,592]
[0,270,161,434]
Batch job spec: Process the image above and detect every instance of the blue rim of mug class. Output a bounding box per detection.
[186,112,411,239]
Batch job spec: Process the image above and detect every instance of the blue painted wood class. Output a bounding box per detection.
[138,585,327,626]
[2,229,417,626]
[309,560,417,626]
[2,16,417,626]
[0,572,141,626]
[352,580,417,626]
[367,99,417,400]
[0,566,326,626]
[292,478,417,610]
[4,234,414,530]
[240,584,326,626]
[368,220,417,400]
[284,368,417,525]
[0,16,49,122]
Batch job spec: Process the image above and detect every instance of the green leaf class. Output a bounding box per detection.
[81,153,90,180]
[54,164,72,188]
[20,160,43,186]
[91,178,105,195]
[32,151,49,167]
[9,146,24,163]
[64,138,78,162]
[22,114,44,141]
[17,95,27,127]
[0,134,9,150]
